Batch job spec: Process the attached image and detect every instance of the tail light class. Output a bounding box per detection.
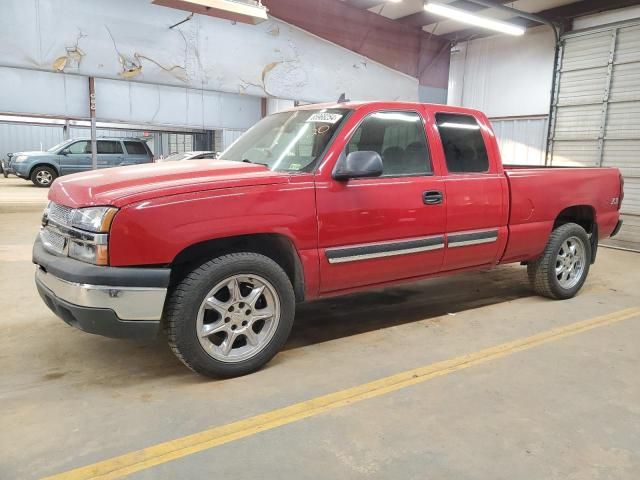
[619,174,624,210]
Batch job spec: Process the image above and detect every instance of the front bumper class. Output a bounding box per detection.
[13,162,30,178]
[2,159,15,175]
[33,237,170,339]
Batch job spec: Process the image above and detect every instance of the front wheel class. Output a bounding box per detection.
[165,252,296,378]
[527,222,591,300]
[30,166,57,187]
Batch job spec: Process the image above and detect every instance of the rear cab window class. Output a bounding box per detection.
[345,110,431,177]
[435,113,489,173]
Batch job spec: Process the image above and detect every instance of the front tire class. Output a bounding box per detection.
[30,166,57,187]
[165,252,296,378]
[527,222,591,300]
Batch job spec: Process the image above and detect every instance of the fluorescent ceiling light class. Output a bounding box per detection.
[424,1,525,36]
[152,0,268,25]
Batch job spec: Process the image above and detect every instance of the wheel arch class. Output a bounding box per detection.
[553,205,597,263]
[170,233,306,302]
[29,162,60,177]
[554,205,595,233]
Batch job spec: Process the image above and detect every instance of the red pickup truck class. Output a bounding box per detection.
[34,101,624,377]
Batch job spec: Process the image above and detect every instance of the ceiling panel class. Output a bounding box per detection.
[344,0,637,40]
[367,0,425,19]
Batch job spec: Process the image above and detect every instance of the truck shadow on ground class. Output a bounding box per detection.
[288,264,532,349]
[41,264,533,387]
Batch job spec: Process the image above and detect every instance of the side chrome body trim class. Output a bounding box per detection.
[35,267,166,320]
[447,229,499,248]
[324,228,500,264]
[326,235,445,264]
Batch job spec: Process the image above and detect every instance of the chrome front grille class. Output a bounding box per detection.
[40,227,67,255]
[48,202,74,226]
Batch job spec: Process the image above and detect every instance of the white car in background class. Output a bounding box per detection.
[157,151,218,162]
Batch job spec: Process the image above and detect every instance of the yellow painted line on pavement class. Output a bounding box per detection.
[44,306,640,480]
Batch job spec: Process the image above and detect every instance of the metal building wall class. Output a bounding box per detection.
[0,122,64,162]
[447,26,555,118]
[490,116,548,165]
[548,20,640,251]
[222,130,246,151]
[0,0,419,126]
[447,26,554,167]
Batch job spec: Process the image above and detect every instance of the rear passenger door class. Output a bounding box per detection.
[123,141,152,165]
[96,140,124,169]
[432,111,509,271]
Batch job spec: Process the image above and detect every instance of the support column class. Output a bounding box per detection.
[88,77,97,170]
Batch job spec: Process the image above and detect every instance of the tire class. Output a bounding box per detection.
[30,165,57,187]
[165,252,296,378]
[527,222,591,300]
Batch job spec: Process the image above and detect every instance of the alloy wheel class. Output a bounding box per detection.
[196,274,281,363]
[555,235,586,289]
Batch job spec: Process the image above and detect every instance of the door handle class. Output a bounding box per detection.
[423,190,443,205]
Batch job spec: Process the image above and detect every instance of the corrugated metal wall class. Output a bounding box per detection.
[0,122,64,161]
[447,26,555,118]
[490,116,548,165]
[548,21,640,251]
[222,130,246,151]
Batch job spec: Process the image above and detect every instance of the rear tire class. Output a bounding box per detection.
[30,166,57,187]
[527,222,591,300]
[165,252,295,378]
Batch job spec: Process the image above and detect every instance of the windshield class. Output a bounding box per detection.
[47,140,73,153]
[221,108,349,172]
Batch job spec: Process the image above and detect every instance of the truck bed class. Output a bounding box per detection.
[501,166,622,263]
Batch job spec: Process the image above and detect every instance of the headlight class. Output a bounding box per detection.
[71,206,118,233]
[15,155,28,163]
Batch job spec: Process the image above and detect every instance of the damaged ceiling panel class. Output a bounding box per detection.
[1,0,419,111]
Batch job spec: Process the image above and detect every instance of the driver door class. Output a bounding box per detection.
[60,140,91,175]
[315,109,446,294]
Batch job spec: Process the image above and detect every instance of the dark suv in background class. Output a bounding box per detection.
[4,137,153,187]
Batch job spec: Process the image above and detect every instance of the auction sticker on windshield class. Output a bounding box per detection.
[306,112,344,124]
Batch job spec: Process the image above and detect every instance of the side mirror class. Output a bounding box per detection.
[333,151,383,181]
[60,149,68,155]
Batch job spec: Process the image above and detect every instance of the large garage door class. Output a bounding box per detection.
[548,21,640,251]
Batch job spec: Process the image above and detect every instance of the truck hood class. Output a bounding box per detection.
[48,160,290,208]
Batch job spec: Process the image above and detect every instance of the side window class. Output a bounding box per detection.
[345,111,431,176]
[97,141,123,154]
[67,141,89,154]
[435,113,489,173]
[124,141,147,155]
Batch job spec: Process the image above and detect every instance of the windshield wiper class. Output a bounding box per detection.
[242,159,269,168]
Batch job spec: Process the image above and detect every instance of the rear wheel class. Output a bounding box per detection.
[165,252,295,378]
[527,222,591,300]
[30,166,57,187]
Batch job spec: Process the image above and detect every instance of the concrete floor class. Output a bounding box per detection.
[1,199,639,479]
